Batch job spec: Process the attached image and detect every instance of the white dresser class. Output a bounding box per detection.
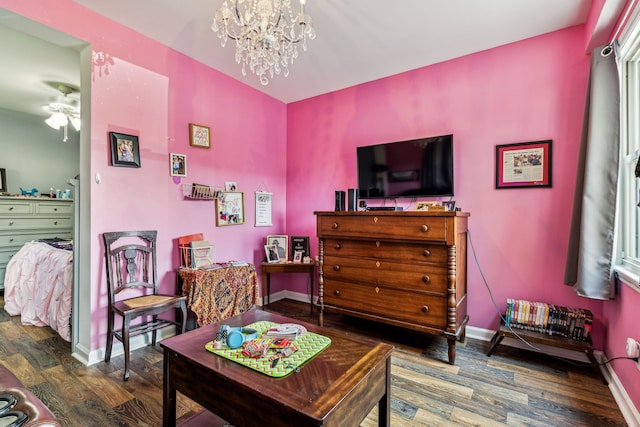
[0,197,73,290]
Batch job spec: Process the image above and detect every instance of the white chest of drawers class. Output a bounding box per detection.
[0,197,73,290]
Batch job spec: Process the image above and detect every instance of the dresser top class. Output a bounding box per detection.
[314,210,469,217]
[0,196,72,203]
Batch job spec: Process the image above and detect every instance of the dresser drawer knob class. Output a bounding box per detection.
[423,249,431,257]
[333,289,341,296]
[8,207,13,211]
[8,221,13,226]
[54,221,58,225]
[422,275,430,283]
[333,265,341,271]
[420,225,429,232]
[54,208,58,211]
[421,305,430,313]
[333,242,341,250]
[332,222,339,229]
[9,238,14,242]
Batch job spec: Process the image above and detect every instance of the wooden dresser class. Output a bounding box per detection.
[315,210,469,364]
[0,197,73,290]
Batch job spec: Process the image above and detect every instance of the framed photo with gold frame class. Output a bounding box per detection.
[189,123,211,148]
[215,191,245,226]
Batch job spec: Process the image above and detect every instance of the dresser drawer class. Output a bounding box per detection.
[323,238,448,264]
[0,201,32,215]
[323,255,448,294]
[0,232,73,248]
[0,249,19,265]
[317,214,448,242]
[36,201,73,215]
[324,280,447,327]
[0,217,72,231]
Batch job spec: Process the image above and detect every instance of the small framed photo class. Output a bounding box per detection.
[225,181,237,191]
[170,153,187,177]
[293,251,303,263]
[265,245,280,263]
[216,191,245,226]
[290,236,310,259]
[266,235,288,261]
[496,140,552,189]
[0,168,6,193]
[109,132,141,168]
[189,123,211,148]
[442,200,456,211]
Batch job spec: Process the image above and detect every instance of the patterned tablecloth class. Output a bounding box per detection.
[178,264,259,327]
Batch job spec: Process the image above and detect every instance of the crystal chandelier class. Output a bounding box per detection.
[211,0,315,85]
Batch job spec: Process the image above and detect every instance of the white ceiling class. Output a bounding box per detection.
[0,0,621,118]
[71,0,593,103]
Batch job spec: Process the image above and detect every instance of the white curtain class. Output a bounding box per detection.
[564,42,620,299]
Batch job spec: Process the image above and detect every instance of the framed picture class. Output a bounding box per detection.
[0,168,6,193]
[290,236,310,259]
[264,245,280,263]
[225,181,237,191]
[216,191,245,226]
[496,140,552,189]
[267,235,288,261]
[189,123,211,148]
[170,153,187,177]
[293,251,303,263]
[442,200,456,211]
[109,132,141,168]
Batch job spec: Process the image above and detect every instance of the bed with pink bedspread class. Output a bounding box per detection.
[3,241,73,342]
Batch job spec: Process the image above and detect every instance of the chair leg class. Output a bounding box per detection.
[104,310,114,363]
[122,317,131,381]
[152,315,158,346]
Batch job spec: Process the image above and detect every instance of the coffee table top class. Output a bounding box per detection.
[161,309,393,423]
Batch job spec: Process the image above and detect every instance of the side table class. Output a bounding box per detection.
[261,262,315,314]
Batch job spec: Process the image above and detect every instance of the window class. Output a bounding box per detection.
[617,9,640,287]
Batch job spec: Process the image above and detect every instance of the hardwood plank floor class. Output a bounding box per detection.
[0,297,628,426]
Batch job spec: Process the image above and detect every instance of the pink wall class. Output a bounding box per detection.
[0,0,288,351]
[286,21,640,413]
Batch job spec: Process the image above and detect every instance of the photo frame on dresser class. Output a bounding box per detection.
[290,236,310,259]
[0,168,6,193]
[266,235,288,261]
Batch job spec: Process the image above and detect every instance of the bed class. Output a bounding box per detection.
[3,240,73,342]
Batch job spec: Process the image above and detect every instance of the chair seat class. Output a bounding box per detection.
[121,295,184,309]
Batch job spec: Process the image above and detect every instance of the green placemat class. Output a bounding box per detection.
[205,321,331,377]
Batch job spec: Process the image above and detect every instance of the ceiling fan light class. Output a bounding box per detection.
[69,116,81,131]
[45,114,61,129]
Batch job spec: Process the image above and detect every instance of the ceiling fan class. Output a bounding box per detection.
[42,81,80,142]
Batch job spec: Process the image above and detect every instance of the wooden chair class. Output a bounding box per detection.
[103,230,187,381]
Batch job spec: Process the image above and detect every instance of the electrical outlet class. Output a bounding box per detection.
[626,338,640,371]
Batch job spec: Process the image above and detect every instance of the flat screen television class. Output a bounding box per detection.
[357,134,454,199]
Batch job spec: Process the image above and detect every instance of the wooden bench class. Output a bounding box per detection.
[487,320,607,385]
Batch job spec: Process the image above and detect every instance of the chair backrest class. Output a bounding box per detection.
[103,230,158,305]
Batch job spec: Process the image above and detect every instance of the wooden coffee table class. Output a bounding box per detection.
[161,309,393,427]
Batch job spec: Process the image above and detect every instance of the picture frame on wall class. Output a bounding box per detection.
[290,236,310,259]
[109,132,141,168]
[216,191,245,226]
[170,153,187,177]
[266,235,288,261]
[189,123,211,148]
[0,168,6,193]
[495,140,552,189]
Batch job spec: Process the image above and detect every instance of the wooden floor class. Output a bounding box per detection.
[0,297,628,427]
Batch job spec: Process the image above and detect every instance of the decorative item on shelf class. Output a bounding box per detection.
[189,123,211,148]
[495,140,552,189]
[225,181,238,191]
[290,236,309,259]
[211,0,316,86]
[109,132,141,168]
[416,201,439,211]
[181,183,223,200]
[216,191,245,226]
[43,81,80,142]
[170,153,187,176]
[442,201,456,211]
[264,244,279,263]
[266,235,288,261]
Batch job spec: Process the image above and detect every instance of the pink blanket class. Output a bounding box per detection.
[3,242,73,342]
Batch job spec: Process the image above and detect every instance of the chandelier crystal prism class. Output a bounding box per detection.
[211,0,315,85]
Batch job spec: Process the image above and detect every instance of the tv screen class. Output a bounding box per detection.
[357,134,454,199]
